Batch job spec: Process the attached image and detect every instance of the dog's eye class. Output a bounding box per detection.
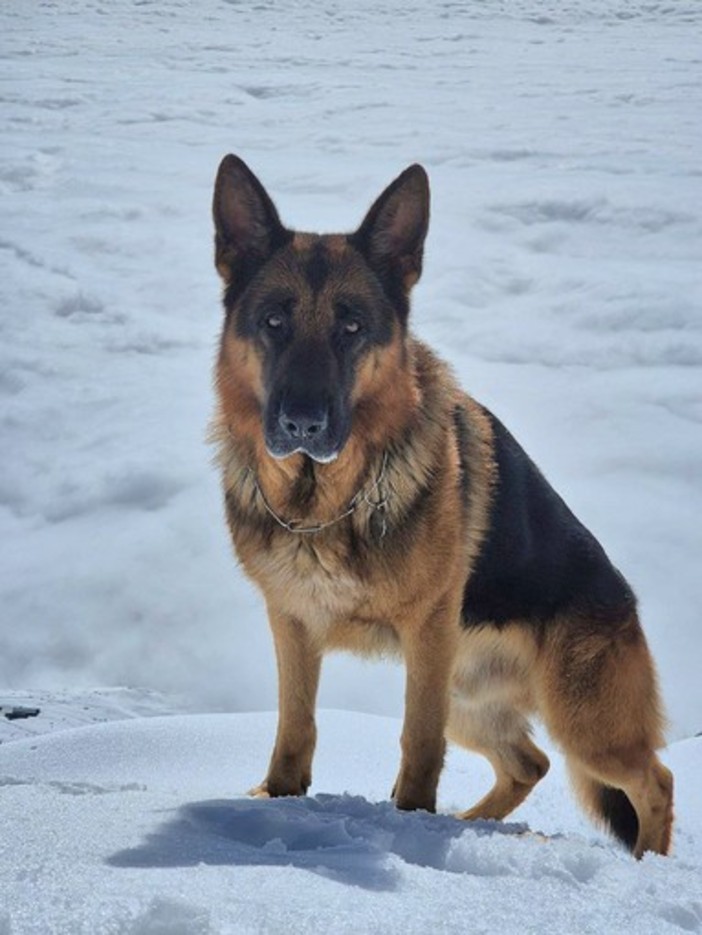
[259,298,294,335]
[336,300,367,339]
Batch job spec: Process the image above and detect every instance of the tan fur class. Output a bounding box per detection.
[213,324,673,855]
[568,757,673,859]
[444,615,673,854]
[536,613,673,857]
[448,626,549,820]
[215,336,474,812]
[249,609,321,797]
[211,159,672,856]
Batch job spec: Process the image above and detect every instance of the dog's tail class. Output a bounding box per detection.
[568,758,673,857]
[569,763,638,852]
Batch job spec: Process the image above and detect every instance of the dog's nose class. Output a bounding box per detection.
[279,408,329,441]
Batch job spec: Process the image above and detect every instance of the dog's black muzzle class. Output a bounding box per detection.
[263,342,351,463]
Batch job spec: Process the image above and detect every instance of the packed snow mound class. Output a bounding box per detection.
[0,710,700,934]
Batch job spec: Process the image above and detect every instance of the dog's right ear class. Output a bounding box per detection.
[212,155,290,284]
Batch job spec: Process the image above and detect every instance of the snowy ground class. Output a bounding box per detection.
[1,1,701,930]
[0,700,701,934]
[0,687,183,744]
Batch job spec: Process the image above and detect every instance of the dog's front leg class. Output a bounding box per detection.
[252,610,321,798]
[393,598,458,813]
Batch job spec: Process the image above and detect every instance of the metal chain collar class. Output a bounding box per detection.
[249,451,389,536]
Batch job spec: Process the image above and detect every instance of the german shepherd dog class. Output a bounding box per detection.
[211,155,673,857]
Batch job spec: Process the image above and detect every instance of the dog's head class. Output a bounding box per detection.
[213,156,429,463]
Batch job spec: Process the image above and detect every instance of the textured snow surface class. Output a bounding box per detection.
[0,707,700,934]
[1,0,701,735]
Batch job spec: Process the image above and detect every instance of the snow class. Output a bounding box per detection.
[0,706,701,934]
[1,0,701,929]
[0,688,184,744]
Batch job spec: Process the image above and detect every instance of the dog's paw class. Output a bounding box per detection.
[395,791,436,813]
[249,775,310,798]
[393,782,436,813]
[392,768,437,813]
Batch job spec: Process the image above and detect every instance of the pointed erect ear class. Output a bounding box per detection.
[212,154,290,283]
[351,164,430,293]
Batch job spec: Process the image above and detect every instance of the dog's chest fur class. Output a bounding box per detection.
[243,529,367,634]
[232,515,407,658]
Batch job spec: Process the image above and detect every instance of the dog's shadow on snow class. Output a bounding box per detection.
[107,793,528,891]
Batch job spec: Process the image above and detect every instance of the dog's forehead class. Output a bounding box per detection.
[292,232,347,256]
[259,233,375,328]
[288,233,366,290]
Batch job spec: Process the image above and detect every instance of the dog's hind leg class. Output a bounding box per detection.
[537,613,673,857]
[447,699,550,821]
[448,626,549,821]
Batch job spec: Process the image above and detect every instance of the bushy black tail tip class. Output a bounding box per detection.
[598,784,639,853]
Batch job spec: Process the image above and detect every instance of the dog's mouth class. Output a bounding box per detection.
[263,403,351,464]
[265,438,342,464]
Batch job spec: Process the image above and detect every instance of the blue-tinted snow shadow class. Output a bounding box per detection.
[107,793,528,891]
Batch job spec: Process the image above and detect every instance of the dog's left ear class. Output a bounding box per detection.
[351,164,430,293]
